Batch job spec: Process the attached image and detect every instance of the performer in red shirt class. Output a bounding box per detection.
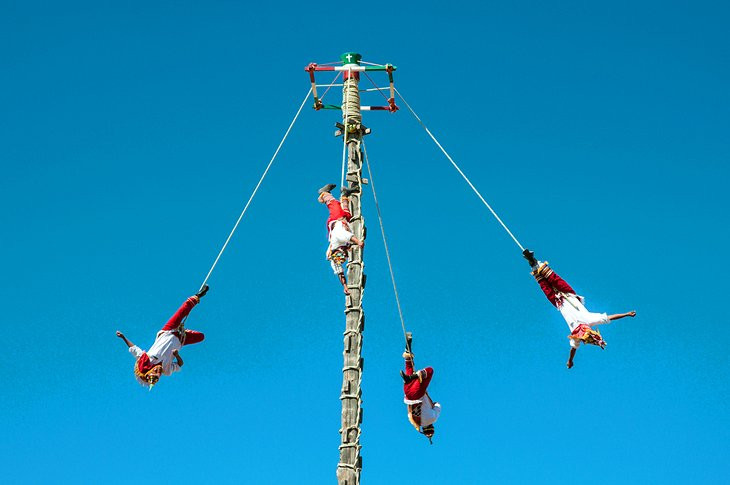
[523,249,636,368]
[400,333,441,443]
[116,285,209,388]
[318,184,363,294]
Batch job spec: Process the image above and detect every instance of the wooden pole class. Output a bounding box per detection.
[336,52,366,485]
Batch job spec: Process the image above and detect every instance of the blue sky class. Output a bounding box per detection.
[1,1,729,483]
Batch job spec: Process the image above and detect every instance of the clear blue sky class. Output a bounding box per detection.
[1,1,728,483]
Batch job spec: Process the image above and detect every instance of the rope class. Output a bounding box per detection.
[393,86,525,252]
[363,72,390,103]
[318,71,342,105]
[197,88,312,291]
[361,140,410,349]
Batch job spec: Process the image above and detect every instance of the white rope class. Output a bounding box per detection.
[361,140,410,348]
[315,71,342,107]
[393,87,525,252]
[198,88,312,290]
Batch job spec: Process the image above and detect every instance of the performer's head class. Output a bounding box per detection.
[144,365,163,385]
[134,356,164,388]
[582,328,607,349]
[422,425,435,443]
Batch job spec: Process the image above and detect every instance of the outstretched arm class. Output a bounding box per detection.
[608,311,637,321]
[567,348,577,369]
[350,235,364,248]
[116,331,134,348]
[173,349,184,367]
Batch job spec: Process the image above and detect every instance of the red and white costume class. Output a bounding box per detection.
[321,192,354,275]
[403,359,441,429]
[321,191,352,233]
[129,296,205,386]
[537,268,609,348]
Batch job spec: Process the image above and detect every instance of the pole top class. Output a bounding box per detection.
[341,52,362,65]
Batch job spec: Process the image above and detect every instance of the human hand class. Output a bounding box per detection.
[628,311,637,317]
[566,360,574,369]
[116,331,124,338]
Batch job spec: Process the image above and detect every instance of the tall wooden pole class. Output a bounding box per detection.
[337,51,366,485]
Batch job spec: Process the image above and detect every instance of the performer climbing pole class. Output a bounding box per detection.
[306,52,398,485]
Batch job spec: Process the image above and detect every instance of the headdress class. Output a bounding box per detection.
[569,324,606,349]
[134,353,159,387]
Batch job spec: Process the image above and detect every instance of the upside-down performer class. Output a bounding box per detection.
[116,285,209,388]
[318,183,364,295]
[523,249,636,368]
[400,333,441,443]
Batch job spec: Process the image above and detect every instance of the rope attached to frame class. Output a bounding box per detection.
[393,86,525,252]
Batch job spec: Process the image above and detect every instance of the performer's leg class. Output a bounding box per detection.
[537,277,559,307]
[419,367,434,390]
[339,195,352,221]
[317,183,336,203]
[545,270,576,295]
[183,329,205,346]
[404,366,433,401]
[161,297,199,331]
[327,199,348,219]
[404,357,415,376]
[324,196,349,229]
[320,191,335,206]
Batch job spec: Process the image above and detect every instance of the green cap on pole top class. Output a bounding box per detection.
[341,52,362,65]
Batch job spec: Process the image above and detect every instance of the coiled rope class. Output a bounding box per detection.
[340,69,351,188]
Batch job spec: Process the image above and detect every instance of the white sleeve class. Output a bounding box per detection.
[128,345,144,359]
[585,312,610,326]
